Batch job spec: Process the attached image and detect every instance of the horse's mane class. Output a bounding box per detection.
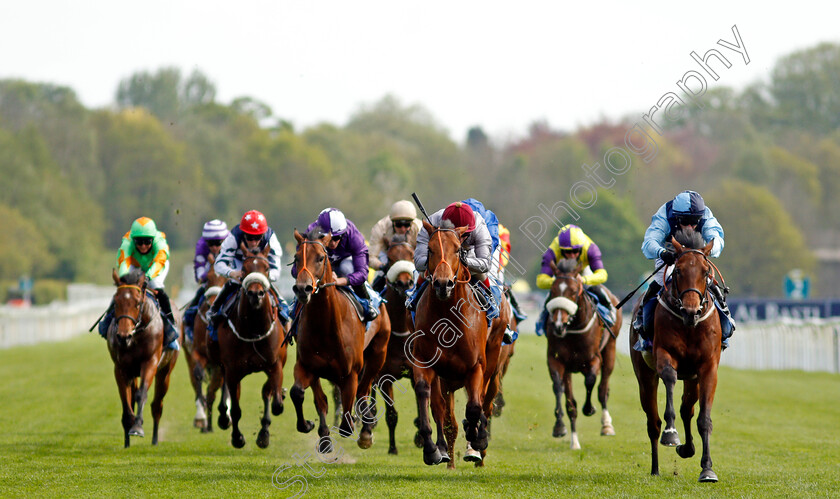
[674,228,706,249]
[439,219,455,230]
[390,233,408,244]
[120,268,145,285]
[304,227,326,242]
[555,258,579,274]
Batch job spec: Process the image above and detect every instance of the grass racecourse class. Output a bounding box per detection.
[1,331,838,498]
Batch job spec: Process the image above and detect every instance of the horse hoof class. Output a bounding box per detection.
[552,423,567,438]
[414,431,424,448]
[218,415,231,430]
[201,426,213,434]
[601,425,615,436]
[194,418,207,429]
[388,447,398,456]
[699,469,718,482]
[357,432,373,450]
[129,426,144,438]
[232,433,246,449]
[272,401,283,416]
[318,438,333,454]
[660,429,680,447]
[423,447,443,466]
[297,420,315,434]
[256,429,270,449]
[463,445,482,463]
[583,405,596,417]
[676,443,695,459]
[439,450,451,463]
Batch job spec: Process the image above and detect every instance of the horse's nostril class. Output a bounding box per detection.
[304,285,313,294]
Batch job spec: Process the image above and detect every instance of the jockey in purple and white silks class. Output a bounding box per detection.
[292,207,381,322]
[632,190,734,350]
[183,220,230,341]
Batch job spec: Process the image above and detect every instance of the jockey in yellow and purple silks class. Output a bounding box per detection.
[99,217,180,350]
[536,224,616,333]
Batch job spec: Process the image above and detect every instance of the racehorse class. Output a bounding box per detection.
[216,242,288,448]
[182,253,229,433]
[106,268,179,448]
[630,231,723,482]
[290,228,391,451]
[411,220,510,468]
[544,257,622,449]
[373,233,417,455]
[492,312,516,418]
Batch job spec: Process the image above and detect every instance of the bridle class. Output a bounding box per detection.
[425,228,470,284]
[114,284,149,337]
[664,249,712,313]
[549,274,596,335]
[296,239,335,294]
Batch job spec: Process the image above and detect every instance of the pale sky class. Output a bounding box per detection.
[1,1,838,142]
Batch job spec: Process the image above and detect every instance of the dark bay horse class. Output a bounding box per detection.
[182,253,228,433]
[411,220,509,468]
[545,258,622,449]
[374,233,416,455]
[106,269,179,448]
[290,229,391,451]
[630,231,723,482]
[217,242,288,448]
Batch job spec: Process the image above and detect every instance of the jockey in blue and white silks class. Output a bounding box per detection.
[632,190,734,349]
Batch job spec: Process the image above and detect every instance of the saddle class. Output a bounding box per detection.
[337,286,366,322]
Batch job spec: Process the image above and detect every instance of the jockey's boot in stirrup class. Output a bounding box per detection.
[590,284,616,326]
[632,282,661,335]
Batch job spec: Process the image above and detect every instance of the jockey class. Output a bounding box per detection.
[99,217,179,350]
[368,200,423,292]
[411,200,513,343]
[293,207,381,322]
[208,210,290,331]
[535,224,617,332]
[183,219,229,340]
[632,190,734,349]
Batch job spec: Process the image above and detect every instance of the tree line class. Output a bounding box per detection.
[2,43,838,299]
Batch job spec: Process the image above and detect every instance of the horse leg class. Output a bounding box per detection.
[225,374,246,448]
[697,362,720,482]
[432,379,454,467]
[150,355,177,445]
[463,365,487,452]
[635,357,662,475]
[547,356,567,438]
[413,366,442,465]
[563,371,581,450]
[289,362,316,434]
[204,366,223,433]
[114,368,134,448]
[338,375,359,442]
[331,383,342,429]
[186,345,206,429]
[256,378,274,449]
[382,379,399,455]
[677,378,699,459]
[130,362,156,438]
[599,339,617,436]
[311,378,333,454]
[581,356,600,417]
[657,358,681,447]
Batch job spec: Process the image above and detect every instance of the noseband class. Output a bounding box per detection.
[665,249,713,313]
[114,284,149,337]
[425,228,470,284]
[548,275,594,334]
[297,240,335,293]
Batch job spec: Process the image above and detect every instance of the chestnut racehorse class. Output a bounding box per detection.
[411,220,509,468]
[216,242,287,448]
[544,258,622,449]
[182,253,229,433]
[290,228,391,452]
[106,269,179,448]
[630,231,723,482]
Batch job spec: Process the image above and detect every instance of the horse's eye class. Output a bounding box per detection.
[317,255,325,263]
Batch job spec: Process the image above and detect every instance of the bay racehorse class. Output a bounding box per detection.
[106,268,179,448]
[544,257,621,449]
[290,228,391,452]
[182,253,229,433]
[217,242,288,448]
[411,220,510,468]
[373,233,417,455]
[630,231,723,482]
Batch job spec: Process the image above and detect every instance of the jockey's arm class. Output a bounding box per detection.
[581,242,608,286]
[116,236,133,278]
[214,233,238,278]
[346,240,370,287]
[266,232,283,282]
[146,238,170,281]
[536,248,556,289]
[194,239,207,283]
[701,208,725,258]
[463,225,492,274]
[641,204,670,260]
[367,217,388,270]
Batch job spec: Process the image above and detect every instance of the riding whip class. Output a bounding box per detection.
[615,261,667,310]
[88,309,108,332]
[411,192,433,225]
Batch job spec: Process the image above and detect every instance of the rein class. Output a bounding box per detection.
[297,240,336,293]
[426,228,470,284]
[113,284,151,337]
[662,249,716,320]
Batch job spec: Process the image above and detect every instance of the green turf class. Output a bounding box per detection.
[1,332,838,498]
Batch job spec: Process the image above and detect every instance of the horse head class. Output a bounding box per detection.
[240,241,272,310]
[110,268,151,347]
[669,230,715,327]
[546,258,584,335]
[386,233,416,297]
[292,228,333,305]
[423,219,469,301]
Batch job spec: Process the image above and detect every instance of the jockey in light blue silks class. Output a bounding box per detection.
[631,190,734,352]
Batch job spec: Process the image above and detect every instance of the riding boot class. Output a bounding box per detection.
[98,300,115,339]
[632,281,661,334]
[407,276,427,311]
[505,288,528,322]
[710,281,735,347]
[155,289,179,350]
[371,272,387,293]
[189,284,207,309]
[589,284,616,326]
[353,283,379,322]
[209,280,238,328]
[270,286,292,327]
